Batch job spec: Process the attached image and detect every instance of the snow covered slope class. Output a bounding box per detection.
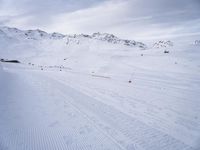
[0,26,147,69]
[0,26,200,150]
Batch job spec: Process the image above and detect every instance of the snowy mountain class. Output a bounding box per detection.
[0,26,146,48]
[0,26,148,70]
[91,32,146,48]
[0,26,200,150]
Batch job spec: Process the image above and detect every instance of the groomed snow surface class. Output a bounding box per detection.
[0,27,200,150]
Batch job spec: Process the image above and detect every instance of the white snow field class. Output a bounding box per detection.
[0,27,200,150]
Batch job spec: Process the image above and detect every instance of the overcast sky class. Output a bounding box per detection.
[0,0,200,40]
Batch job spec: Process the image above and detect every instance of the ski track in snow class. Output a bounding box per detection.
[0,63,199,150]
[0,66,122,150]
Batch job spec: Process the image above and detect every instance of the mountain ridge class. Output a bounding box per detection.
[0,26,147,49]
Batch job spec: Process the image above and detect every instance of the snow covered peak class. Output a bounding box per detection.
[0,26,147,49]
[0,26,21,33]
[0,26,66,40]
[90,32,146,49]
[26,29,48,36]
[92,32,117,39]
[153,40,173,49]
[51,32,65,39]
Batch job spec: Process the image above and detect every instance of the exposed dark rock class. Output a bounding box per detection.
[0,59,20,63]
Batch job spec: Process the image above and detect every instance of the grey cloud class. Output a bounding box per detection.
[124,0,200,24]
[0,0,200,40]
[1,0,107,16]
[0,0,109,29]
